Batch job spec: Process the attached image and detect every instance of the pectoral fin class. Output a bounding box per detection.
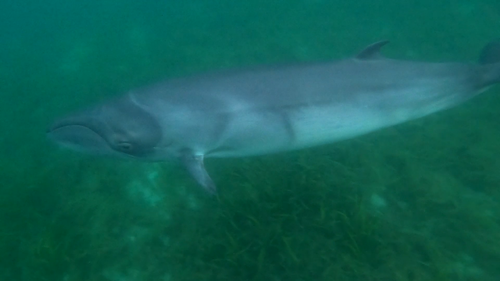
[181,152,217,195]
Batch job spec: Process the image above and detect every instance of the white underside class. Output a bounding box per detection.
[206,85,467,158]
[207,104,402,158]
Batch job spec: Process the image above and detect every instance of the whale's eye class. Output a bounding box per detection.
[116,141,134,152]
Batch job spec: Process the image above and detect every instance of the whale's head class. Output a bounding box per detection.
[47,97,165,160]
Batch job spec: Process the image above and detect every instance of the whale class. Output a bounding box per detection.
[47,40,500,194]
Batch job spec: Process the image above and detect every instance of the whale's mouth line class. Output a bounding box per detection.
[48,122,103,139]
[49,123,91,132]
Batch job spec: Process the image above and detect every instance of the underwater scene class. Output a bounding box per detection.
[1,0,500,280]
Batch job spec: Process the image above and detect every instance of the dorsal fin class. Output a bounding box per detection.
[355,40,390,60]
[479,39,500,64]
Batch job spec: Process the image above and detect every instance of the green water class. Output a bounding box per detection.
[1,0,500,280]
